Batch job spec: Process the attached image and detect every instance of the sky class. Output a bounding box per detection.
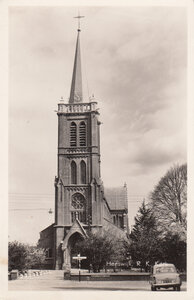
[9,5,187,244]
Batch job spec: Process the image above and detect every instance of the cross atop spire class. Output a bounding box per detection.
[74,12,85,31]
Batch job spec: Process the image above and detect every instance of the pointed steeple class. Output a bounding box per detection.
[69,28,83,103]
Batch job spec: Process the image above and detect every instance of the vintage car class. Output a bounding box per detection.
[150,263,181,291]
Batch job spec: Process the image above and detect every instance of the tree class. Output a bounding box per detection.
[8,241,46,272]
[25,246,46,269]
[150,163,187,236]
[74,231,126,272]
[149,163,187,271]
[129,201,163,271]
[161,231,186,272]
[8,241,28,271]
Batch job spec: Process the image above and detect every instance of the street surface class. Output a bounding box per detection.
[8,270,187,291]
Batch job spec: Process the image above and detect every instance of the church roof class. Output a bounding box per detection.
[69,29,83,103]
[104,185,128,211]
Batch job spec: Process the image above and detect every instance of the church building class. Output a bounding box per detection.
[38,19,129,270]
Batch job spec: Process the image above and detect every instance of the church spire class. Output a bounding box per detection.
[69,14,85,104]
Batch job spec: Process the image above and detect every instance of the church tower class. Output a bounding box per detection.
[54,24,103,269]
[38,16,129,270]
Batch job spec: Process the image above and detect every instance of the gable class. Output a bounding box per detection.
[104,186,128,211]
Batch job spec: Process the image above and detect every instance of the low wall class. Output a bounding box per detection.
[69,273,186,282]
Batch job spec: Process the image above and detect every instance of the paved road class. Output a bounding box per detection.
[8,270,187,291]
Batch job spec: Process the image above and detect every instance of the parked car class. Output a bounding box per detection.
[150,263,181,291]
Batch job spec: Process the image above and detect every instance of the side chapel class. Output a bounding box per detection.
[38,18,129,270]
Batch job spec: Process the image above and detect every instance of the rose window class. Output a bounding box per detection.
[71,193,85,209]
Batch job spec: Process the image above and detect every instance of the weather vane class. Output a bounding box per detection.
[74,12,85,31]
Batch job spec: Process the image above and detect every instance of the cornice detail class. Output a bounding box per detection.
[66,186,88,192]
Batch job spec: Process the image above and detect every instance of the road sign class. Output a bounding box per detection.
[72,254,87,282]
[72,254,87,261]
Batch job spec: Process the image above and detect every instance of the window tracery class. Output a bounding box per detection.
[71,193,85,209]
[71,193,86,223]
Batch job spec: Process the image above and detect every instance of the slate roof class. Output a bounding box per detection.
[104,186,128,211]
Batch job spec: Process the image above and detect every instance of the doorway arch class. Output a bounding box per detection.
[68,232,84,268]
[61,223,87,271]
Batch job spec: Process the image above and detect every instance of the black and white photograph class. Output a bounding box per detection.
[1,0,193,298]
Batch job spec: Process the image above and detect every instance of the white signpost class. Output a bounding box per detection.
[72,253,87,281]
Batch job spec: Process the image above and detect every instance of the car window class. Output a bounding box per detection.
[155,267,176,273]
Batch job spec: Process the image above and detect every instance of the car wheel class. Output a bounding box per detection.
[177,286,181,291]
[173,286,177,291]
[151,286,156,291]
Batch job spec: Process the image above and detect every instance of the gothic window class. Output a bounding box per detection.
[70,122,77,147]
[79,121,86,146]
[71,211,86,223]
[71,161,77,184]
[80,160,86,184]
[72,193,85,209]
[71,193,86,223]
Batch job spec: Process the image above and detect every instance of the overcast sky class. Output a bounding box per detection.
[9,6,187,244]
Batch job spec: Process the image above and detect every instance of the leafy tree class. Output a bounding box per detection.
[161,231,186,272]
[149,163,187,271]
[8,241,28,271]
[25,246,46,269]
[8,241,46,272]
[150,164,187,235]
[74,231,126,272]
[129,201,163,271]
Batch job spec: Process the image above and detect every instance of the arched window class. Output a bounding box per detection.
[80,160,86,184]
[71,193,86,223]
[71,161,77,184]
[70,122,77,147]
[79,121,86,146]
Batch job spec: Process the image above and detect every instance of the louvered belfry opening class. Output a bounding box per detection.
[70,122,77,147]
[79,121,86,146]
